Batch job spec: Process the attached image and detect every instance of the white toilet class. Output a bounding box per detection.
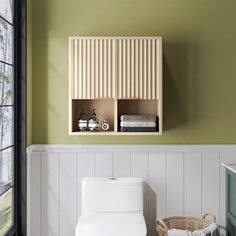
[76,177,147,236]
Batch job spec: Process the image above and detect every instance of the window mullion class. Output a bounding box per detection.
[0,105,14,107]
[0,16,13,27]
[0,145,14,152]
[0,60,14,67]
[0,184,14,197]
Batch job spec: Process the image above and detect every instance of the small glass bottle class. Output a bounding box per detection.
[77,109,87,131]
[88,109,99,131]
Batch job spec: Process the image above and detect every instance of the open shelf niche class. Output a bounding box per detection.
[71,99,115,135]
[69,37,163,135]
[117,99,160,134]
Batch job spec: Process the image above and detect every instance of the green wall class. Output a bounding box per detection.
[27,0,32,145]
[31,0,236,144]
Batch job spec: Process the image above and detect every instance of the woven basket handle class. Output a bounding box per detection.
[202,213,216,223]
[156,219,168,232]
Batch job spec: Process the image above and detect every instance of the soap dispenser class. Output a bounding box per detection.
[88,109,99,131]
[77,109,87,131]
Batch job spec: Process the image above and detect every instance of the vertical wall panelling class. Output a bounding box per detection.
[27,145,236,236]
[113,152,131,177]
[130,153,149,180]
[184,152,202,217]
[27,153,31,236]
[76,153,95,220]
[94,152,113,177]
[202,152,220,224]
[166,153,184,216]
[148,153,166,236]
[59,154,77,236]
[130,153,149,229]
[41,153,59,236]
[27,152,42,236]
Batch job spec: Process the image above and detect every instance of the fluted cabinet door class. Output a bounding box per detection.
[69,37,116,99]
[117,37,162,99]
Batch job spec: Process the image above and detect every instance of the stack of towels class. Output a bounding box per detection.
[120,115,157,132]
[167,223,219,236]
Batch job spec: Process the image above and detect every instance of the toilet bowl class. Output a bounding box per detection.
[76,177,147,236]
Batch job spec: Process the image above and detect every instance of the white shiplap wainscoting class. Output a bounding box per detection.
[27,145,236,236]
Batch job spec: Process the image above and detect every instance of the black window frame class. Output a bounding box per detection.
[3,0,27,235]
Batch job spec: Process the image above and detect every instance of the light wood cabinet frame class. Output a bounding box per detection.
[69,37,163,135]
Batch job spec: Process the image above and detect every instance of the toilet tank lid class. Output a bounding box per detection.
[82,177,143,184]
[81,177,144,213]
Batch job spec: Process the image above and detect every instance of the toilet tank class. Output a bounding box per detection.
[81,177,143,213]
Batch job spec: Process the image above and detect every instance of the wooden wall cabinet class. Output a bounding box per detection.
[69,37,162,135]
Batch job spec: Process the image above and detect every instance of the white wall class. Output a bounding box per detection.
[27,145,236,236]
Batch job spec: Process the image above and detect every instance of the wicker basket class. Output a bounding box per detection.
[156,213,216,236]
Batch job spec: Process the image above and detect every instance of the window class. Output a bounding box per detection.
[0,1,14,235]
[0,0,26,235]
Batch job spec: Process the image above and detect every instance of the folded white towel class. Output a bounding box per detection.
[192,223,219,236]
[120,121,156,127]
[192,228,211,236]
[207,223,219,236]
[168,229,192,236]
[120,115,156,122]
[167,223,219,236]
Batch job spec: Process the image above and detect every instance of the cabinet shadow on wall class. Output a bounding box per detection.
[148,184,158,236]
[163,42,189,131]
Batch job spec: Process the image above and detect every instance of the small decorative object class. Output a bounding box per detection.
[88,109,99,131]
[77,109,87,131]
[101,119,110,131]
